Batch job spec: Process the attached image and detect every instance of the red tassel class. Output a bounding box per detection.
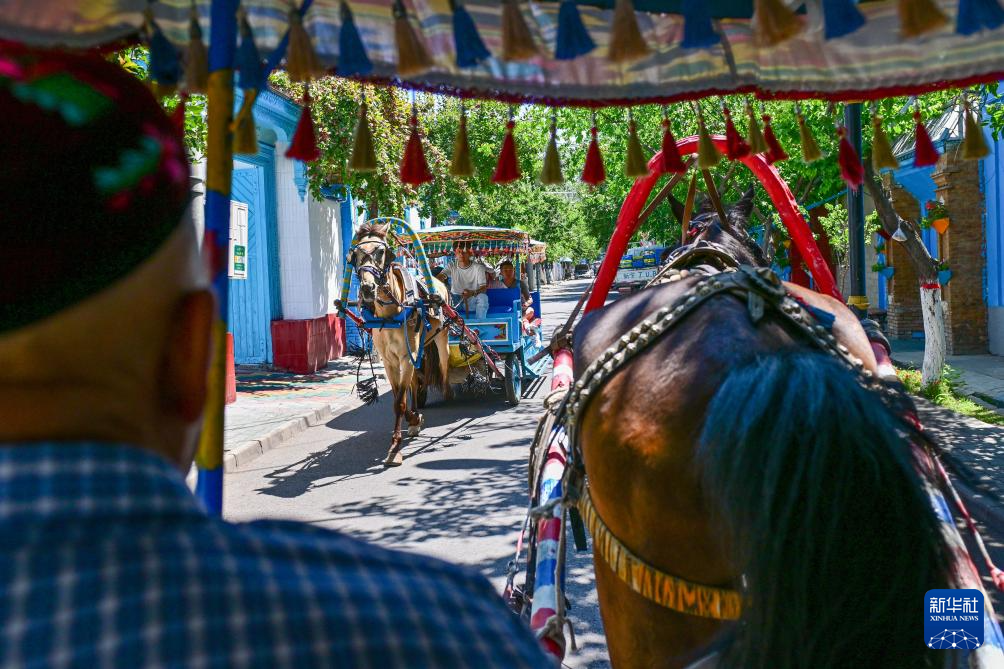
[400,112,433,185]
[723,106,751,160]
[285,89,320,162]
[660,117,687,173]
[837,126,864,191]
[492,119,521,184]
[913,109,941,167]
[762,114,788,164]
[581,124,606,186]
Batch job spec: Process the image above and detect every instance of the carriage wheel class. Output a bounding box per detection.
[504,353,522,405]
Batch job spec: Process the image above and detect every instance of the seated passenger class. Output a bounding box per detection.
[522,307,542,345]
[488,259,532,310]
[443,242,489,319]
[0,48,548,669]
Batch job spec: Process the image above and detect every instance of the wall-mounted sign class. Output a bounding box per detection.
[229,201,248,280]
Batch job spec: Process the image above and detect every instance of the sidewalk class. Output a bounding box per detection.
[223,358,374,472]
[890,340,1004,407]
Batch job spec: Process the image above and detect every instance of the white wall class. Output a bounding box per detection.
[308,197,344,318]
[274,144,315,320]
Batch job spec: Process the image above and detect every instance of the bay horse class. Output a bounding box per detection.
[572,188,952,668]
[350,222,451,466]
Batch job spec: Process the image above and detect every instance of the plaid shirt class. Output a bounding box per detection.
[0,443,550,668]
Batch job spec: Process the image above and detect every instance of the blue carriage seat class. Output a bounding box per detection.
[486,286,520,314]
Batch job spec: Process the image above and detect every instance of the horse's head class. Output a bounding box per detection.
[671,186,769,268]
[350,222,394,308]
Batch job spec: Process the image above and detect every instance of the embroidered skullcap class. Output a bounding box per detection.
[0,45,190,333]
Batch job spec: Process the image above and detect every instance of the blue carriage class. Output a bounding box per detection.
[416,226,548,405]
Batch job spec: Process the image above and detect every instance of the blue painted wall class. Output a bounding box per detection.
[230,144,281,365]
[226,88,299,366]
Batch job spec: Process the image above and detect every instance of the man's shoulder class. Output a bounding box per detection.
[207,518,549,666]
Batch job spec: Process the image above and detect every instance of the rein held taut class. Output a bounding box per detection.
[555,262,906,620]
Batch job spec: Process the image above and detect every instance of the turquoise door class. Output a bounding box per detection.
[229,165,278,364]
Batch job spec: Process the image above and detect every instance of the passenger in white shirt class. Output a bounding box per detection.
[443,243,489,319]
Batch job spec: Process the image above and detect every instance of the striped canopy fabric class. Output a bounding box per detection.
[1,0,1003,106]
[415,225,532,257]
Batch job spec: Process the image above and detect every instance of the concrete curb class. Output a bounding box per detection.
[224,402,348,472]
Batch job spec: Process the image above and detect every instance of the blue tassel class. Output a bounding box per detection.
[148,22,180,88]
[452,0,491,67]
[957,0,1004,34]
[681,0,720,49]
[555,0,596,60]
[337,1,374,76]
[237,18,264,91]
[823,0,867,38]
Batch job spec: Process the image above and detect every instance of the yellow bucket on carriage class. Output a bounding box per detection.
[448,343,482,368]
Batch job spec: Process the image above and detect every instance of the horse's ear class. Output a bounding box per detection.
[667,193,686,225]
[374,222,392,238]
[730,185,755,224]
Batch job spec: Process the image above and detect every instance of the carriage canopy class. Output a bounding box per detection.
[4,0,1004,106]
[414,225,532,259]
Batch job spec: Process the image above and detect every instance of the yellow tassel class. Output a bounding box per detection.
[753,0,803,46]
[962,100,990,160]
[898,0,949,38]
[624,117,650,178]
[540,119,564,185]
[745,102,769,155]
[394,1,435,77]
[797,111,823,163]
[450,111,474,177]
[286,8,322,82]
[608,0,651,64]
[185,9,209,94]
[233,106,259,155]
[870,114,900,170]
[502,0,540,62]
[696,108,721,169]
[349,98,378,173]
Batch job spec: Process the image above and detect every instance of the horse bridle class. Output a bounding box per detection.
[351,238,401,308]
[559,263,906,621]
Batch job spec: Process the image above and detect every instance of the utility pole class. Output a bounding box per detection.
[845,102,868,317]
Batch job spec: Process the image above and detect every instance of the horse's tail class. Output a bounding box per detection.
[698,351,951,669]
[424,335,446,392]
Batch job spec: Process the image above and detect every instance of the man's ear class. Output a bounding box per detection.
[160,290,215,422]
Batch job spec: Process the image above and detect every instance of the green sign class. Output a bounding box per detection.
[234,245,246,257]
[234,263,245,271]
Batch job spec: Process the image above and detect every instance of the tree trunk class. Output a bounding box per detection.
[920,286,947,385]
[862,161,945,387]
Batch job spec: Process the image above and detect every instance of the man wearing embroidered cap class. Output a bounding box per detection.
[0,47,548,668]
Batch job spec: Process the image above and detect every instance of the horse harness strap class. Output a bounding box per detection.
[577,487,742,620]
[563,265,897,619]
[644,240,741,290]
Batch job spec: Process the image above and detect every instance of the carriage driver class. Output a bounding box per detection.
[0,47,549,668]
[444,241,490,319]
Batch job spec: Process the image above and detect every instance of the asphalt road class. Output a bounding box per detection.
[224,278,611,669]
